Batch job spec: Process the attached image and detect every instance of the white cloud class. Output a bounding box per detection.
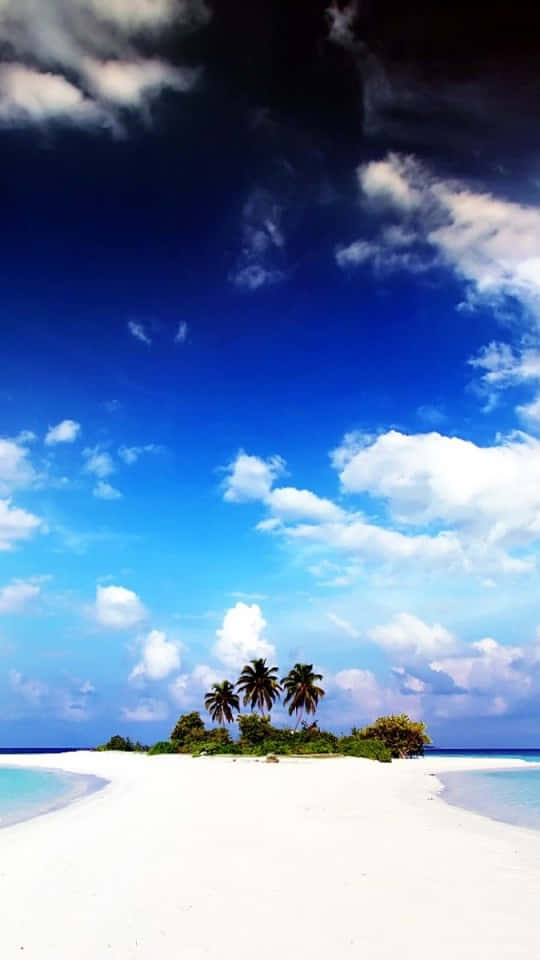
[0,64,102,126]
[122,698,167,722]
[130,629,180,681]
[327,613,360,639]
[0,498,42,550]
[358,152,422,211]
[517,395,540,427]
[169,663,224,707]
[0,578,41,613]
[82,57,196,107]
[265,486,344,523]
[336,428,540,551]
[118,443,161,465]
[0,437,36,494]
[127,320,151,344]
[223,451,285,503]
[339,151,540,324]
[0,0,209,129]
[214,602,275,670]
[93,584,147,629]
[368,612,457,658]
[93,480,123,500]
[45,419,81,445]
[10,669,47,705]
[83,447,115,478]
[174,321,188,344]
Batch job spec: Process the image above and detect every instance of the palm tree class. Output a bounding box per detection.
[236,658,282,717]
[281,663,325,728]
[204,681,240,725]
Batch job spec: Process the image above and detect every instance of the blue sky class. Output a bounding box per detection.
[1,0,540,746]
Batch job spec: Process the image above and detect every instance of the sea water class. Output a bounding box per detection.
[0,766,105,827]
[432,750,540,831]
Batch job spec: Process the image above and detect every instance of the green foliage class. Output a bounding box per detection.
[339,736,392,762]
[236,658,282,716]
[170,711,206,745]
[355,714,431,758]
[237,713,275,747]
[204,680,240,724]
[96,734,147,752]
[147,740,181,755]
[281,663,325,724]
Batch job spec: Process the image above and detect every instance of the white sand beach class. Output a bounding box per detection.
[1,751,539,959]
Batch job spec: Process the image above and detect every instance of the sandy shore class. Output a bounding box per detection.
[1,751,539,959]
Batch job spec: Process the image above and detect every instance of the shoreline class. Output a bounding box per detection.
[1,751,540,958]
[0,764,109,830]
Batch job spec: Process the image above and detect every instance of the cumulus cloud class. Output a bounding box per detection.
[223,451,285,503]
[214,602,275,669]
[0,578,41,613]
[368,612,457,658]
[0,498,42,550]
[169,663,224,707]
[224,435,540,576]
[93,480,123,500]
[130,629,181,681]
[0,436,36,494]
[337,151,540,325]
[45,419,81,445]
[335,428,540,552]
[0,0,209,129]
[122,698,167,722]
[93,584,147,629]
[83,447,115,478]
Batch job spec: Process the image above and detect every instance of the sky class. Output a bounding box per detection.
[1,0,540,747]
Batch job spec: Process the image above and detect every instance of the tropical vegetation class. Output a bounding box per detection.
[97,657,429,763]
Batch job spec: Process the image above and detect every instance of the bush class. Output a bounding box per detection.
[148,740,181,755]
[170,711,206,745]
[96,734,147,752]
[355,714,431,758]
[339,736,392,762]
[237,714,275,748]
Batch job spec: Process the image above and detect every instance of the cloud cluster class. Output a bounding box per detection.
[0,0,209,130]
[223,430,540,577]
[337,152,540,325]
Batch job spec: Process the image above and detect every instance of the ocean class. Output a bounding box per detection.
[0,764,106,828]
[429,749,540,830]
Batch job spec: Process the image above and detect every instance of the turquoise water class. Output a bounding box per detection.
[0,766,105,827]
[439,757,540,831]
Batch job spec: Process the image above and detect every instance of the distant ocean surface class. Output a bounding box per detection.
[0,763,106,828]
[429,749,540,830]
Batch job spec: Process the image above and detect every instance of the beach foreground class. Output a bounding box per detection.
[1,752,539,959]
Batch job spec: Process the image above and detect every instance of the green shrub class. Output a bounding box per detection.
[96,734,147,752]
[237,713,275,748]
[170,711,206,745]
[355,714,431,758]
[339,736,392,762]
[148,740,181,755]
